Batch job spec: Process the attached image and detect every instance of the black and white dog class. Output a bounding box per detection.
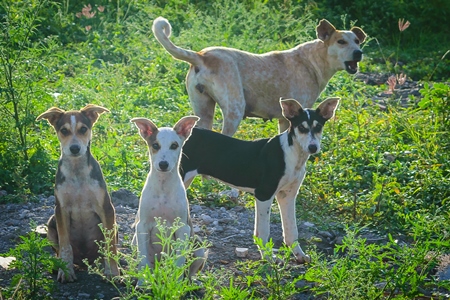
[180,97,339,263]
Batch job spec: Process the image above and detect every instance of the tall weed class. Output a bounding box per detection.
[0,222,67,300]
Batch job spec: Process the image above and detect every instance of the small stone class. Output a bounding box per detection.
[191,205,202,214]
[78,292,90,298]
[220,217,234,224]
[334,236,344,245]
[318,230,333,238]
[114,205,127,214]
[34,224,47,237]
[200,214,213,224]
[235,247,249,258]
[438,265,450,281]
[304,221,315,227]
[0,257,16,269]
[19,210,29,219]
[214,226,224,232]
[193,225,201,234]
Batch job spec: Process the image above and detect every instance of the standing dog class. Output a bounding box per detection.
[180,97,339,263]
[152,17,364,136]
[131,116,207,282]
[36,105,119,283]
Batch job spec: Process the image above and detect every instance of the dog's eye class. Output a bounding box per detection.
[60,128,69,136]
[170,142,179,150]
[298,125,309,133]
[355,39,360,44]
[152,143,160,150]
[337,39,346,45]
[79,127,88,134]
[314,124,323,132]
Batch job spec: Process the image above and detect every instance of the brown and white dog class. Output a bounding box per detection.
[152,17,365,136]
[36,105,119,283]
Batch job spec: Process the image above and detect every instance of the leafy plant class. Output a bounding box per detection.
[0,222,67,300]
[231,237,305,299]
[0,0,58,194]
[418,82,450,131]
[200,271,256,299]
[305,225,449,299]
[254,237,305,299]
[87,219,209,299]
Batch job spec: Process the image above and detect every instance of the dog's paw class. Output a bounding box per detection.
[57,267,76,283]
[295,253,311,264]
[104,260,120,279]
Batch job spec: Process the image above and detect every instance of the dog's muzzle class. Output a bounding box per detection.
[158,161,169,172]
[70,145,81,155]
[344,50,363,74]
[308,144,318,154]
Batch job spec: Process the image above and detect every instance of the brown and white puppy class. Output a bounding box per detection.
[152,17,365,136]
[36,105,119,283]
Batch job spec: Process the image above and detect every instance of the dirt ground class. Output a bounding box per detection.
[0,191,320,299]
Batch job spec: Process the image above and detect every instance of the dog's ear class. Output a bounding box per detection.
[350,26,367,44]
[280,98,303,120]
[174,116,200,140]
[131,118,159,140]
[36,107,66,127]
[316,97,340,120]
[316,19,336,41]
[81,104,110,125]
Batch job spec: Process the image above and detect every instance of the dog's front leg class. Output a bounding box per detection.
[254,198,274,260]
[276,188,311,263]
[174,224,190,272]
[135,219,154,287]
[97,199,119,278]
[136,221,153,269]
[54,203,77,283]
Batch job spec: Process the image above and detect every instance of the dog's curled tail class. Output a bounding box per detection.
[152,17,203,66]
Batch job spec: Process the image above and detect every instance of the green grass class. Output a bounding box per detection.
[1,0,449,298]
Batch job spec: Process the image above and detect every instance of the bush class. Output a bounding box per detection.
[0,222,67,300]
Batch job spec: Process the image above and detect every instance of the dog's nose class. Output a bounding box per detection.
[308,144,318,154]
[159,161,169,171]
[353,49,363,61]
[70,145,80,154]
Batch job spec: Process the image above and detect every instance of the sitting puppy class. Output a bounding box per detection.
[131,116,207,283]
[36,105,119,283]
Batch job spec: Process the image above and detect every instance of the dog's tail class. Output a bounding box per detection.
[152,17,203,66]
